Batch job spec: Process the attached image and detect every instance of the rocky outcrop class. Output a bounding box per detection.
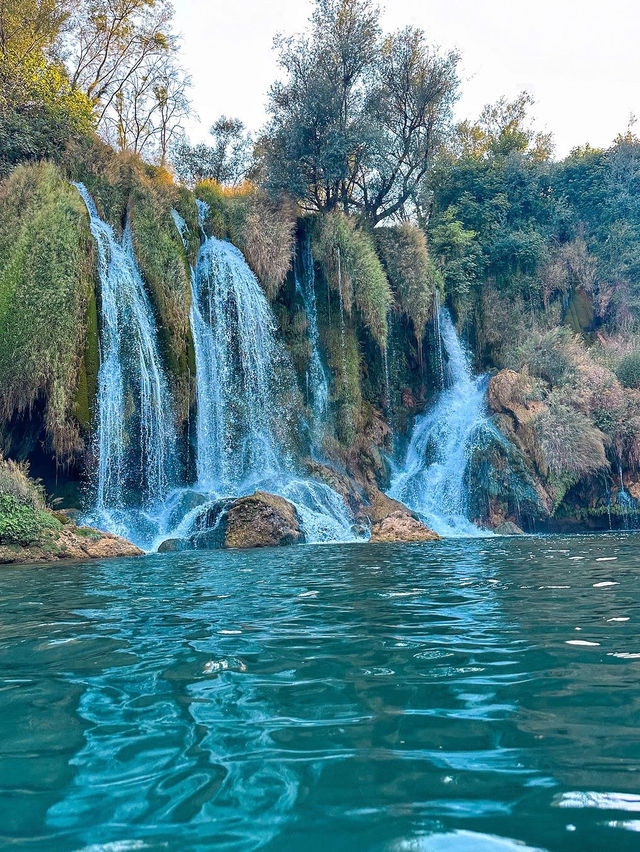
[159,491,306,552]
[493,520,524,536]
[369,510,440,543]
[0,524,143,564]
[223,492,305,548]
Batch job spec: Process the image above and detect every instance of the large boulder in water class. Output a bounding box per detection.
[369,511,440,543]
[223,492,305,548]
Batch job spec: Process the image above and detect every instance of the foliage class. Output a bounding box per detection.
[312,211,391,347]
[0,162,94,458]
[262,0,458,223]
[174,116,252,186]
[0,456,46,510]
[195,181,296,298]
[376,223,442,344]
[0,454,59,545]
[534,398,607,477]
[65,0,189,160]
[615,352,640,389]
[0,53,93,176]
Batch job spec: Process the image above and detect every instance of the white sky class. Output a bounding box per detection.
[173,0,640,158]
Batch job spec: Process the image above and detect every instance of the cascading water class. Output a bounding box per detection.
[167,208,357,545]
[387,308,491,537]
[75,184,177,543]
[297,232,329,436]
[191,232,290,491]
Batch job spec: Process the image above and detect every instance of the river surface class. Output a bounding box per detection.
[1,535,640,851]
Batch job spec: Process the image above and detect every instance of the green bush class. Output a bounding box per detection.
[0,456,45,509]
[195,181,295,298]
[0,493,60,546]
[616,352,640,389]
[534,399,608,477]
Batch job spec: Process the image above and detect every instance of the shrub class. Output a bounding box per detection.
[517,326,581,387]
[616,352,640,389]
[376,223,443,344]
[0,456,45,510]
[0,493,60,546]
[534,398,608,477]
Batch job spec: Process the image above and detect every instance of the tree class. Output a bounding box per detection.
[0,0,72,62]
[105,52,189,162]
[173,116,252,186]
[0,0,93,173]
[66,0,183,139]
[262,0,458,224]
[358,28,458,223]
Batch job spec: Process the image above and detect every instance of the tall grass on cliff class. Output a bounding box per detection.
[312,211,391,349]
[0,162,95,460]
[195,180,296,299]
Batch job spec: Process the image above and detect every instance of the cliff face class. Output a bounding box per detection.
[0,142,638,535]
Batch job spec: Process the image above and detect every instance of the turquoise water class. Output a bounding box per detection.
[1,536,640,851]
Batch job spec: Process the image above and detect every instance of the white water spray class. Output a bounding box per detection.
[388,309,491,537]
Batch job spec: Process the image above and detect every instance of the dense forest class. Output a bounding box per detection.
[1,0,639,556]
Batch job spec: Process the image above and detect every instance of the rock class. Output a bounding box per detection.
[360,487,411,524]
[157,537,182,553]
[223,491,305,548]
[0,523,143,564]
[493,520,524,536]
[369,511,440,543]
[304,460,364,514]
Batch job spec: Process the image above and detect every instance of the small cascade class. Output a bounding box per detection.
[387,308,491,537]
[75,184,177,543]
[167,208,357,545]
[191,232,292,491]
[336,247,348,388]
[297,232,329,436]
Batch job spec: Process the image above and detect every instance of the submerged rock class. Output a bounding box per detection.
[493,520,524,536]
[369,511,440,543]
[224,492,305,548]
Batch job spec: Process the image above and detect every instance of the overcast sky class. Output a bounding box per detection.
[173,0,639,158]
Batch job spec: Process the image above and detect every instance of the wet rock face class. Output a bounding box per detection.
[369,511,440,543]
[223,492,305,548]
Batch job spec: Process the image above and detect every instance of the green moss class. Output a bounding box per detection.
[73,281,99,430]
[0,493,61,546]
[0,162,94,459]
[129,181,193,420]
[616,352,640,389]
[312,212,391,348]
[376,223,443,344]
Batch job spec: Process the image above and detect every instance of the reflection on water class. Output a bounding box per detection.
[0,535,640,850]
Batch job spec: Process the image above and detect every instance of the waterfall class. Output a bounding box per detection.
[75,184,177,542]
[191,233,292,491]
[170,208,357,544]
[336,247,348,388]
[387,308,491,537]
[297,233,329,438]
